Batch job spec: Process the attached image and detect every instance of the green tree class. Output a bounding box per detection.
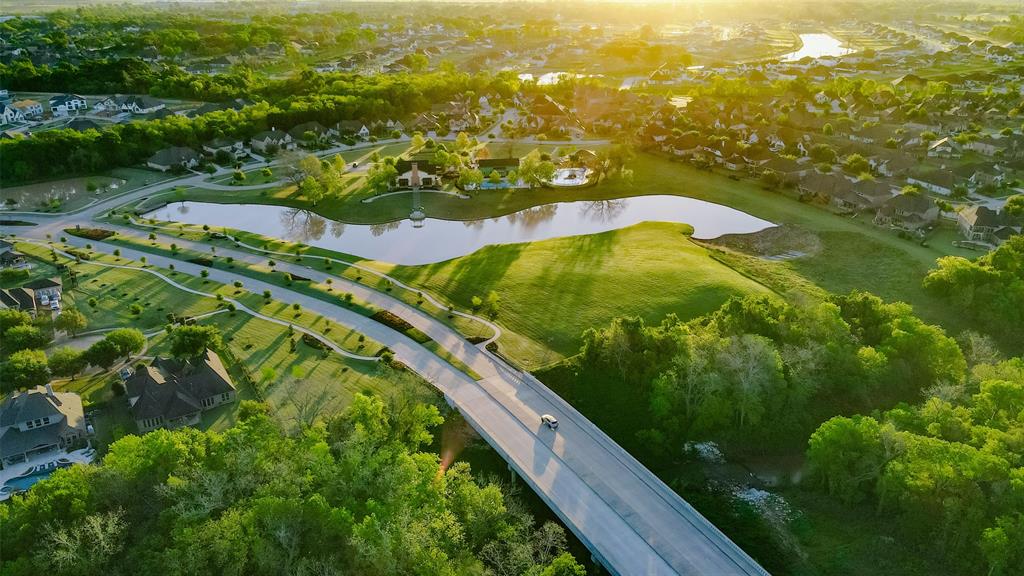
[169,324,223,359]
[843,153,870,175]
[299,175,324,205]
[1004,195,1024,217]
[457,167,484,190]
[3,324,50,352]
[0,308,32,334]
[84,338,121,370]
[807,416,886,504]
[1,349,51,391]
[518,149,555,189]
[54,306,88,337]
[48,347,87,379]
[105,328,146,358]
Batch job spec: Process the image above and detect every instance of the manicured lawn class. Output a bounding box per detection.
[145,312,411,434]
[382,222,770,368]
[70,264,224,331]
[101,219,494,342]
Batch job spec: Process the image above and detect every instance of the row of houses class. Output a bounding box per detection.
[146,120,382,171]
[0,92,161,125]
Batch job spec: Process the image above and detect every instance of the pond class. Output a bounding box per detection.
[518,72,601,86]
[142,195,774,265]
[781,33,854,61]
[1,175,123,210]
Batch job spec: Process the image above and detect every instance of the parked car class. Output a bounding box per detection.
[541,414,559,430]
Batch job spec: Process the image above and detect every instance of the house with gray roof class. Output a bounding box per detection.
[0,277,62,315]
[147,146,200,172]
[124,349,236,432]
[0,384,87,467]
[874,193,939,231]
[48,93,87,117]
[250,128,294,153]
[957,205,1022,245]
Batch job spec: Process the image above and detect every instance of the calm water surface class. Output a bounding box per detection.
[782,33,854,61]
[143,195,774,265]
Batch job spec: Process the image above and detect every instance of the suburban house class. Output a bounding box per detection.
[336,120,370,140]
[48,94,88,116]
[124,350,237,433]
[203,137,245,158]
[288,121,337,144]
[965,137,1002,157]
[65,118,103,132]
[927,137,962,158]
[395,159,440,188]
[250,129,294,153]
[94,95,165,115]
[907,171,957,195]
[0,384,87,468]
[0,277,62,315]
[0,103,25,125]
[957,205,1023,245]
[874,194,940,231]
[0,247,28,269]
[147,147,201,172]
[10,99,43,119]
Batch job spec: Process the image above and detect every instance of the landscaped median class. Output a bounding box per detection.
[58,228,484,379]
[104,215,496,342]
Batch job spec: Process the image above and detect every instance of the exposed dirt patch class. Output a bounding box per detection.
[703,225,822,260]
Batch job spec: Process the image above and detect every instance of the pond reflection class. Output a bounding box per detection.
[144,195,774,265]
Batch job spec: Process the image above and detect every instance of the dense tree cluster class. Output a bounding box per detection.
[0,312,142,392]
[807,355,1024,575]
[924,235,1024,347]
[577,291,965,450]
[0,395,584,576]
[0,70,519,184]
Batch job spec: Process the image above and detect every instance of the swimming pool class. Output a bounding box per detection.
[1,461,70,494]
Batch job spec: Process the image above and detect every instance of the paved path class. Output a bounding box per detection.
[362,188,470,203]
[3,182,768,576]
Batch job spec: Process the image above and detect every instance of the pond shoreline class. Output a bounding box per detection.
[141,194,776,265]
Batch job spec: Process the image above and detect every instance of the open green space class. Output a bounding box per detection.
[137,151,992,357]
[62,228,484,377]
[382,222,770,368]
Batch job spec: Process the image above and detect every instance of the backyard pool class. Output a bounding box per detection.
[143,194,775,265]
[1,460,71,495]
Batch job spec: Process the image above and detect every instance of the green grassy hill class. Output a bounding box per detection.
[381,221,770,368]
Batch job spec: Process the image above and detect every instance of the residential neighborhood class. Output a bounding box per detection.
[0,2,1023,575]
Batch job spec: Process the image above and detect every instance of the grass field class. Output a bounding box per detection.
[381,222,770,368]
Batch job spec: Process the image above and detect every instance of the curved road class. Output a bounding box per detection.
[2,170,768,575]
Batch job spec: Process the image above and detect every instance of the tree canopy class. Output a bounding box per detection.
[0,395,584,576]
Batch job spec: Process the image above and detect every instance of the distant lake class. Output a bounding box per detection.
[518,72,600,85]
[143,195,774,265]
[782,33,854,61]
